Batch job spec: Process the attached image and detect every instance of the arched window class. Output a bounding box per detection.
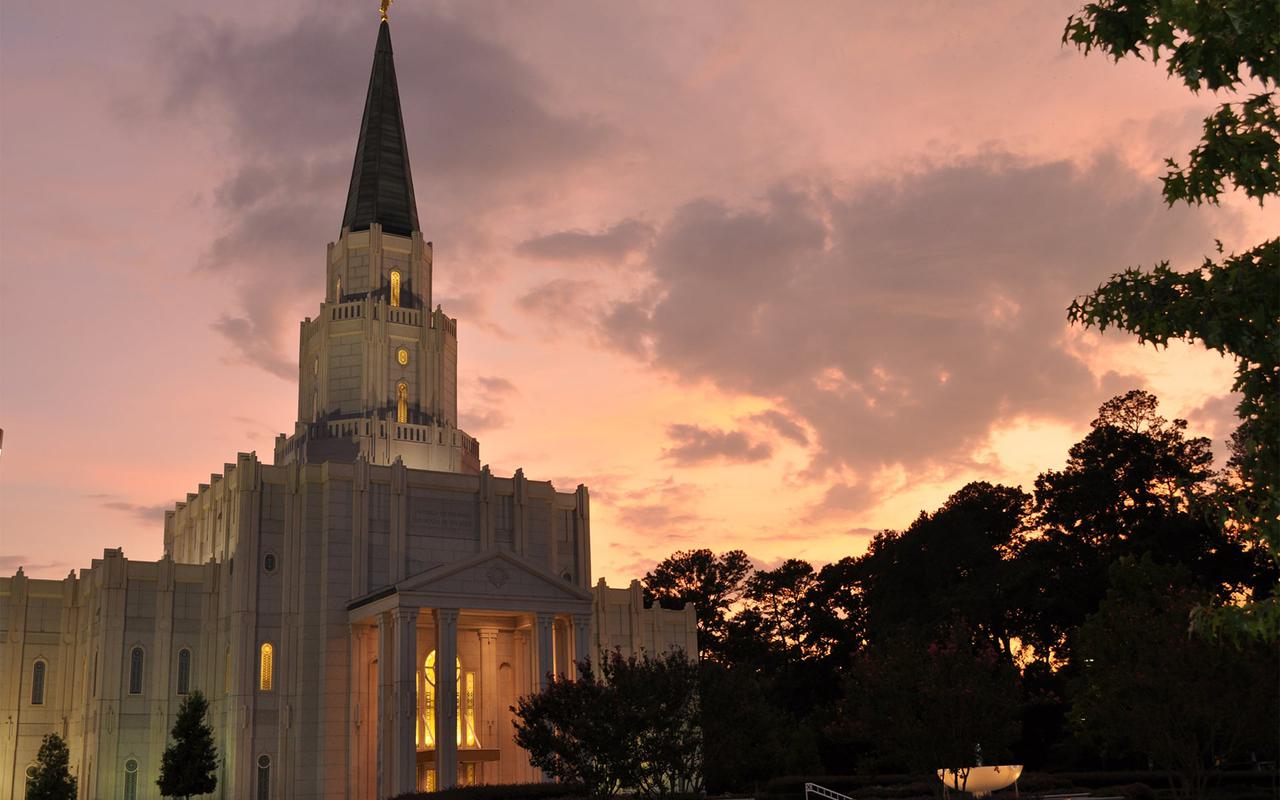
[224,646,232,694]
[128,647,144,695]
[177,649,191,695]
[419,651,478,749]
[123,758,139,800]
[396,381,408,424]
[257,754,271,800]
[390,270,401,307]
[335,275,342,300]
[263,552,277,574]
[259,643,274,692]
[31,660,46,705]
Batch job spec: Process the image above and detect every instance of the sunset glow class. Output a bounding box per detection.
[1,0,1274,583]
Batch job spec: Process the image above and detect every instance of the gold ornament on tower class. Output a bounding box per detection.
[380,0,392,22]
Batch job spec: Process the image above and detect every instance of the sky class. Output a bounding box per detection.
[1,0,1274,584]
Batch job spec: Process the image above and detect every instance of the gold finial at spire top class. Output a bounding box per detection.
[380,0,392,22]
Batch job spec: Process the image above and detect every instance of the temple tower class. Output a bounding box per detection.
[275,20,480,473]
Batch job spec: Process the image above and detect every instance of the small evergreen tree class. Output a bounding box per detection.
[157,690,218,799]
[26,732,77,800]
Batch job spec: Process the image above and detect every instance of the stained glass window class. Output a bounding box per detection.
[259,643,274,692]
[124,759,138,800]
[397,381,408,424]
[257,754,271,800]
[31,661,46,705]
[129,647,144,694]
[177,649,191,695]
[390,270,401,307]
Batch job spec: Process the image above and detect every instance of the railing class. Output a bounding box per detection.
[330,300,365,321]
[387,307,421,326]
[806,784,854,800]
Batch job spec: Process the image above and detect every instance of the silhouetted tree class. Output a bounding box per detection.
[1063,0,1279,640]
[513,651,701,798]
[643,549,752,661]
[699,661,820,794]
[1020,391,1254,661]
[1073,557,1278,799]
[157,690,218,799]
[858,482,1028,654]
[26,732,76,800]
[834,624,1021,775]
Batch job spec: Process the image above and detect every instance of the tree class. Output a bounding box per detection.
[157,690,218,799]
[858,482,1029,655]
[1063,0,1280,640]
[1073,557,1278,799]
[26,732,76,800]
[834,624,1022,776]
[742,558,818,659]
[1021,391,1256,660]
[512,650,702,798]
[643,548,752,661]
[697,661,820,794]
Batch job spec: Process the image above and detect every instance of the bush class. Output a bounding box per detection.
[391,783,587,800]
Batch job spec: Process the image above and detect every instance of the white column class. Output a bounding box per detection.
[534,613,556,691]
[434,609,459,788]
[478,628,499,783]
[570,614,591,679]
[377,612,395,800]
[392,607,418,795]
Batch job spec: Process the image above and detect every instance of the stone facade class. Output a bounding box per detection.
[0,17,696,800]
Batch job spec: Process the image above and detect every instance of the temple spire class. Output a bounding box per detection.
[341,18,419,237]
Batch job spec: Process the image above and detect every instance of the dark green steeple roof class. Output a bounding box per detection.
[342,20,420,237]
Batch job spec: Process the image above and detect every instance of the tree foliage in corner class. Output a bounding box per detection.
[26,732,77,800]
[157,690,219,799]
[1063,0,1280,641]
[512,650,701,798]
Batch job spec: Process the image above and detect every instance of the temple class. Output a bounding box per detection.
[0,16,696,800]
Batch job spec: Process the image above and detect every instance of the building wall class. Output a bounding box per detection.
[0,451,695,800]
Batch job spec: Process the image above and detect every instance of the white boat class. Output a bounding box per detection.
[937,765,1024,797]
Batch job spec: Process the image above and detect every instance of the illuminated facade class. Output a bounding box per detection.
[0,15,697,800]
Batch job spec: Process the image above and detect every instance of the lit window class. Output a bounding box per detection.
[396,381,408,424]
[129,647,144,695]
[419,651,477,749]
[177,649,191,695]
[257,754,271,800]
[259,643,274,692]
[390,270,401,307]
[31,660,46,705]
[335,275,342,299]
[124,759,138,800]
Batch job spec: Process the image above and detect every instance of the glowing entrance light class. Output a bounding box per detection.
[419,650,478,749]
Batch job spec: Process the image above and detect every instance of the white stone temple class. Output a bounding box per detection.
[0,16,697,800]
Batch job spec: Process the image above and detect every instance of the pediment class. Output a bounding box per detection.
[394,550,592,610]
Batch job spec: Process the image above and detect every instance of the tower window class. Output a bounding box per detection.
[129,647,144,694]
[257,754,271,800]
[177,649,191,695]
[396,381,408,424]
[390,270,402,307]
[264,552,277,573]
[124,758,139,800]
[335,275,342,299]
[31,660,46,705]
[259,643,274,692]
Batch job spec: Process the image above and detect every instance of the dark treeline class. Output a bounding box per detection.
[642,391,1278,797]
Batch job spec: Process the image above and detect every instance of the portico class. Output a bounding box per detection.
[347,551,593,796]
